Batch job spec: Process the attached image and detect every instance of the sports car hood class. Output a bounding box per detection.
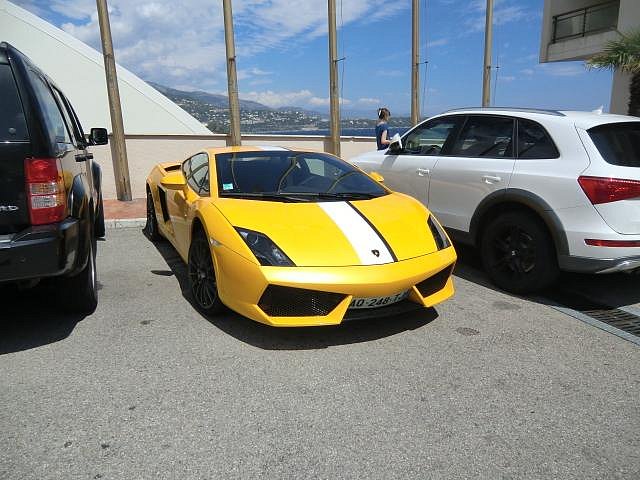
[215,193,439,267]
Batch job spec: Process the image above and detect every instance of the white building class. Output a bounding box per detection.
[0,0,210,135]
[540,0,640,115]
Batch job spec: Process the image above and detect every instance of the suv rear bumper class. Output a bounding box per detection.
[0,219,81,282]
[559,254,640,274]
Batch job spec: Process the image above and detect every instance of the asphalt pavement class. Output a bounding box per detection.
[1,227,639,479]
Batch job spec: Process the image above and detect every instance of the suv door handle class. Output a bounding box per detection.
[416,168,430,176]
[482,175,502,184]
[75,153,94,162]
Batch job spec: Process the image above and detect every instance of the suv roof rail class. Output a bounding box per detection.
[442,107,566,117]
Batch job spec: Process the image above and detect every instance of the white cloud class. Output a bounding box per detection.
[242,90,315,108]
[309,96,352,107]
[500,75,516,82]
[14,0,408,98]
[465,1,528,32]
[357,97,381,105]
[520,68,535,75]
[427,38,449,48]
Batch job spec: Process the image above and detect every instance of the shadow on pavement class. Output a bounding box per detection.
[0,283,86,355]
[149,232,439,350]
[453,242,640,310]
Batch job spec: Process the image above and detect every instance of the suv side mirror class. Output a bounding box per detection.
[387,133,402,155]
[90,128,109,145]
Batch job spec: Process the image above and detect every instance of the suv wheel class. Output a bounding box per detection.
[188,230,223,316]
[145,188,161,241]
[63,234,98,314]
[480,212,559,293]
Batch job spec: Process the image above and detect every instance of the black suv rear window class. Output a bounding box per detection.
[588,122,640,168]
[0,64,29,142]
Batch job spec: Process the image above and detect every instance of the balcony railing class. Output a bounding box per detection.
[552,0,619,43]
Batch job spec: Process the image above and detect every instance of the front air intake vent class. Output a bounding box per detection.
[258,285,346,317]
[416,264,454,298]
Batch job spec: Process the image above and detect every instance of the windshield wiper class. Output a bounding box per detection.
[220,192,312,202]
[309,192,381,200]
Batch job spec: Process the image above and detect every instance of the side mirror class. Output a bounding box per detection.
[90,128,109,145]
[369,171,385,183]
[161,172,186,190]
[387,133,402,155]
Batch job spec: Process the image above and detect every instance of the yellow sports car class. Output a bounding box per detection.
[145,146,456,327]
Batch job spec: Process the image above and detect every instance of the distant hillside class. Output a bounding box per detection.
[148,82,271,111]
[146,81,409,134]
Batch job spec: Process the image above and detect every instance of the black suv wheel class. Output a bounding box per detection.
[480,212,559,293]
[62,233,98,314]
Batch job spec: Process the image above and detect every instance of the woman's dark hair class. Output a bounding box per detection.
[377,107,390,120]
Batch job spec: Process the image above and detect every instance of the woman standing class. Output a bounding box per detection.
[375,107,391,151]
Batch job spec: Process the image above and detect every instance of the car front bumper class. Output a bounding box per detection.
[213,244,457,327]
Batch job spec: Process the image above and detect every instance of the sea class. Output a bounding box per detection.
[257,127,411,137]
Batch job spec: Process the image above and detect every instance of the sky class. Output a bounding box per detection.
[15,0,613,117]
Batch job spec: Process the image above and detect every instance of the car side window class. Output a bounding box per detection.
[517,119,559,159]
[184,153,210,196]
[403,117,460,155]
[450,115,515,158]
[29,70,73,149]
[50,86,82,147]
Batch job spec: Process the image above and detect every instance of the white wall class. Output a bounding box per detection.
[0,0,210,135]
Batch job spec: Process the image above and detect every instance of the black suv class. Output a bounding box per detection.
[0,42,108,313]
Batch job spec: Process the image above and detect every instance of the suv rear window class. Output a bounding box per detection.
[588,122,640,168]
[0,64,29,142]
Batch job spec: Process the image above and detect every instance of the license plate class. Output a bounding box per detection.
[348,291,409,310]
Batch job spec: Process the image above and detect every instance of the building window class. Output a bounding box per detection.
[552,1,619,43]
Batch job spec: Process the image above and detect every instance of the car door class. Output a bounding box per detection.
[50,86,95,199]
[376,116,463,205]
[167,152,210,259]
[428,115,516,232]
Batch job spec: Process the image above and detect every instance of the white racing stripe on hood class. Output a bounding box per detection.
[319,202,394,265]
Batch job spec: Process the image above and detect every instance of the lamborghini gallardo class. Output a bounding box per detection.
[145,146,456,327]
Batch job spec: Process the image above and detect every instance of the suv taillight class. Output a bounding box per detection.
[24,157,66,225]
[578,176,640,205]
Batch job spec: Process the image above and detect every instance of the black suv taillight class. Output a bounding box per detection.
[24,157,66,225]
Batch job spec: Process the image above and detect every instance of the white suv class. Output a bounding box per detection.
[351,108,640,293]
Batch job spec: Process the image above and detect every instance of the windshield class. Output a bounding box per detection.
[215,151,388,201]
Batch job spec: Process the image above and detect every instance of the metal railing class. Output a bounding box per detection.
[552,0,619,43]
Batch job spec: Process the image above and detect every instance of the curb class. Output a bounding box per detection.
[105,218,147,229]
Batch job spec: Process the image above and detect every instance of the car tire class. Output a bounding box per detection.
[95,195,106,238]
[188,230,223,316]
[145,188,161,242]
[62,232,98,314]
[480,211,559,294]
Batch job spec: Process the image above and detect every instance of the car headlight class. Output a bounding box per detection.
[235,227,295,267]
[427,215,451,250]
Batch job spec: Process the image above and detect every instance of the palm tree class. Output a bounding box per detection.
[588,30,640,116]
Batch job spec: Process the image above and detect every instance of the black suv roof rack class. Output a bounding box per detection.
[443,107,566,117]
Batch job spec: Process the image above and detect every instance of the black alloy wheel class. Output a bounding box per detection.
[145,188,161,241]
[188,232,223,316]
[481,212,558,294]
